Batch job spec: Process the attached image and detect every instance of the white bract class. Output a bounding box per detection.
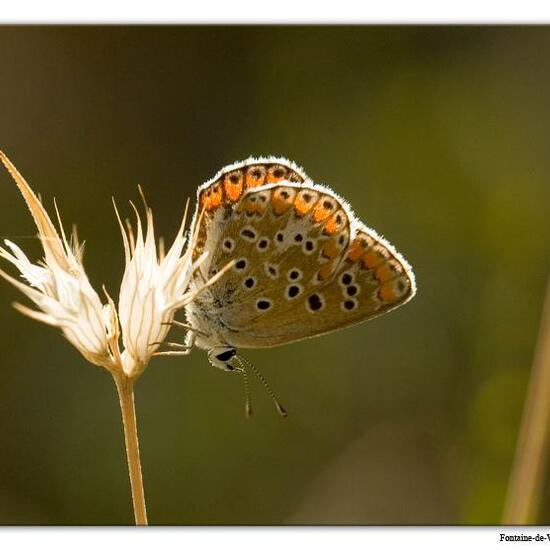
[114,190,206,377]
[0,151,222,379]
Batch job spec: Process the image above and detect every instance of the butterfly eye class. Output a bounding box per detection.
[216,349,236,362]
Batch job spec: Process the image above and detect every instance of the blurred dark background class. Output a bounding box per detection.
[0,26,549,524]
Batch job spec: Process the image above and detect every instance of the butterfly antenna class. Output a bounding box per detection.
[238,355,287,418]
[233,356,253,418]
[241,364,253,418]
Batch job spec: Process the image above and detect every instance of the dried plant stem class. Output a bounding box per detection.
[503,277,550,524]
[113,373,148,525]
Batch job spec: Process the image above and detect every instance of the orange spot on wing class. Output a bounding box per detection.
[267,173,284,183]
[201,185,223,211]
[362,250,383,269]
[323,213,341,235]
[249,204,263,215]
[246,174,264,188]
[294,195,313,217]
[375,263,394,282]
[318,262,335,281]
[347,239,365,262]
[223,178,243,202]
[312,203,331,223]
[379,284,397,302]
[266,166,288,184]
[271,191,293,215]
[322,239,340,260]
[241,199,264,216]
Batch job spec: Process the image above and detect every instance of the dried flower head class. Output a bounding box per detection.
[0,152,117,368]
[0,150,236,525]
[0,151,226,380]
[113,190,210,378]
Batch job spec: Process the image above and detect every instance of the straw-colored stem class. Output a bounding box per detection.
[113,373,148,525]
[503,277,550,524]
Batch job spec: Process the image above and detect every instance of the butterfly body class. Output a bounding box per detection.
[183,157,416,371]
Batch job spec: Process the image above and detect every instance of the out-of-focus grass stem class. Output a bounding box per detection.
[504,276,550,524]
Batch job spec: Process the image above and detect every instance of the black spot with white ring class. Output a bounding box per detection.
[257,237,269,251]
[286,285,302,299]
[243,277,256,290]
[222,238,235,252]
[346,285,358,296]
[288,269,302,281]
[240,227,257,242]
[265,263,279,279]
[256,299,272,311]
[341,272,353,286]
[307,294,324,312]
[303,239,316,254]
[343,300,357,311]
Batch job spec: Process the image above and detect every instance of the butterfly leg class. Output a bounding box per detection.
[162,319,209,338]
[153,341,194,357]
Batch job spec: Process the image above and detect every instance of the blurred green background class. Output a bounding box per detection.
[0,26,549,525]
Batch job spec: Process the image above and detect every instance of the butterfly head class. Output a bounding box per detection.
[204,346,288,417]
[207,346,238,371]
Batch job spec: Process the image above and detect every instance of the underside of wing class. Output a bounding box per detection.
[186,178,416,350]
[191,157,308,261]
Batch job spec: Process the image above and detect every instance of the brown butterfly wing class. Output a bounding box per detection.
[192,157,308,262]
[187,180,415,350]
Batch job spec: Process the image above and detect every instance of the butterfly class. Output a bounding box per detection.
[167,157,416,416]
